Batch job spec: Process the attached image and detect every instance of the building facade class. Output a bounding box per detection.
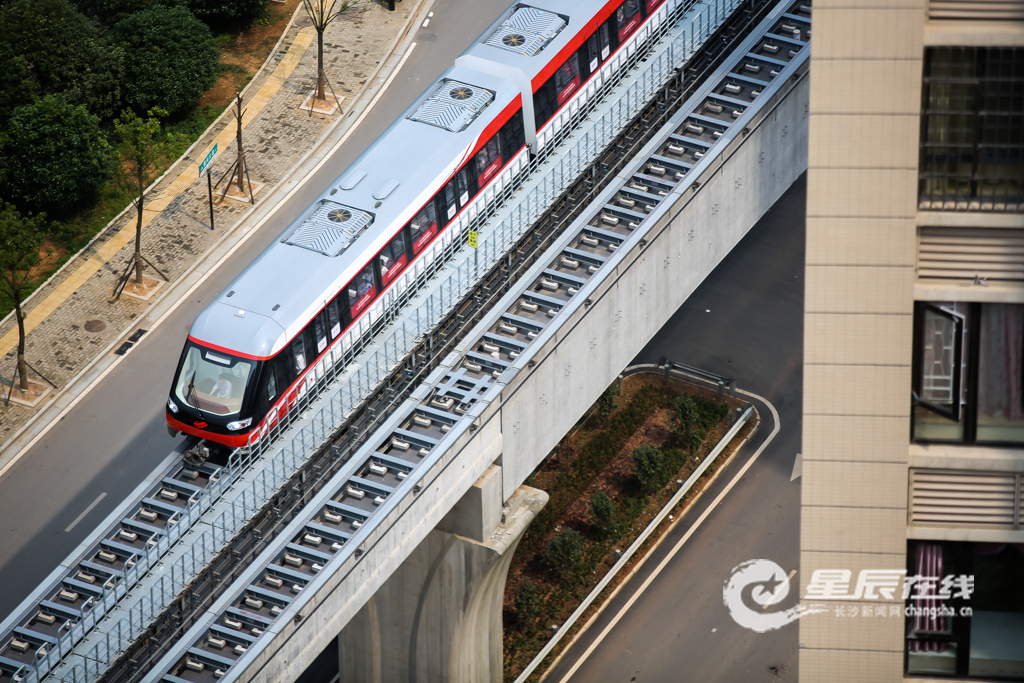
[800,0,1024,680]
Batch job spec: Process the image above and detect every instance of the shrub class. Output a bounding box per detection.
[73,0,184,26]
[110,5,220,114]
[545,529,583,584]
[596,383,619,420]
[590,491,617,537]
[0,0,124,123]
[186,0,267,29]
[0,95,110,216]
[673,393,729,452]
[514,579,539,632]
[632,444,664,493]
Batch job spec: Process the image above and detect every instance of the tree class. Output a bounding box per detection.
[0,202,46,392]
[185,0,266,29]
[545,529,583,585]
[72,0,184,26]
[590,491,617,537]
[113,108,165,285]
[303,0,357,103]
[0,0,124,123]
[632,444,664,494]
[0,95,109,216]
[110,5,219,115]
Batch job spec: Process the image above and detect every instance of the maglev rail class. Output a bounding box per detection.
[139,2,810,682]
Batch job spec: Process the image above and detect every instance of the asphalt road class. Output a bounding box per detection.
[0,0,513,621]
[543,176,807,683]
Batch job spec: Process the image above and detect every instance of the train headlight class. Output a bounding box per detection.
[227,417,253,431]
[167,397,179,414]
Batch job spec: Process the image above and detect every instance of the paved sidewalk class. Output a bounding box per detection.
[0,0,419,448]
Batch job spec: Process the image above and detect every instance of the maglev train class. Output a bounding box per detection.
[166,0,670,449]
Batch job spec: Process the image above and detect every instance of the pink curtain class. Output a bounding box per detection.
[909,542,948,653]
[978,304,1024,421]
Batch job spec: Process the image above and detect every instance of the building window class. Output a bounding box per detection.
[906,540,1024,678]
[919,47,1024,212]
[913,302,1024,444]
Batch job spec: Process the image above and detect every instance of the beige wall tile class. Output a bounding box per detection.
[807,168,918,218]
[808,114,919,170]
[798,599,906,650]
[805,312,913,366]
[799,648,904,683]
[813,9,923,59]
[806,217,915,267]
[806,265,914,314]
[803,415,911,463]
[802,506,907,554]
[809,59,923,116]
[799,550,907,591]
[802,460,908,508]
[804,364,911,417]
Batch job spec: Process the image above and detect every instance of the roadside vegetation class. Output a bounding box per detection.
[0,0,302,317]
[502,374,752,681]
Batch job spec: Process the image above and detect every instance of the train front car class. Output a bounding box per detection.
[166,298,283,450]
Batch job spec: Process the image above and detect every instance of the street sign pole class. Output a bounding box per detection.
[207,172,214,231]
[199,144,218,231]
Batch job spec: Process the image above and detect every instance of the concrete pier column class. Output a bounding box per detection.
[337,471,547,683]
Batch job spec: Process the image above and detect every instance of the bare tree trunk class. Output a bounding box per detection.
[235,95,246,192]
[14,292,27,391]
[316,30,326,100]
[134,191,144,285]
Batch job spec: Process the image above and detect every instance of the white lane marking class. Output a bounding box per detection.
[422,18,430,26]
[554,389,781,683]
[65,492,107,533]
[0,40,420,484]
[763,569,798,609]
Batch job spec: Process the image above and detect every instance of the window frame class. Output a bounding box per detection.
[914,302,965,423]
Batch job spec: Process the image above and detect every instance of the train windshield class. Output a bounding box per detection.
[174,344,253,417]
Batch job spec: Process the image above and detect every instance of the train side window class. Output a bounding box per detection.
[474,136,503,186]
[408,202,438,255]
[313,311,327,354]
[265,366,277,402]
[456,166,477,206]
[533,78,558,128]
[441,181,458,222]
[599,22,611,58]
[498,109,526,155]
[554,54,581,107]
[275,349,294,387]
[615,0,641,43]
[347,262,377,319]
[302,324,317,368]
[585,34,599,73]
[327,299,341,339]
[291,337,306,374]
[379,231,409,286]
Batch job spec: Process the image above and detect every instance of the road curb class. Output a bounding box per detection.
[0,0,430,480]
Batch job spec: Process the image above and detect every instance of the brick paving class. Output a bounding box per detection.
[0,0,417,442]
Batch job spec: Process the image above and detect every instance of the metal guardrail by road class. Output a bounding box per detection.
[513,397,755,683]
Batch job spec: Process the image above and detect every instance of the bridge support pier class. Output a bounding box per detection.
[337,468,547,683]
